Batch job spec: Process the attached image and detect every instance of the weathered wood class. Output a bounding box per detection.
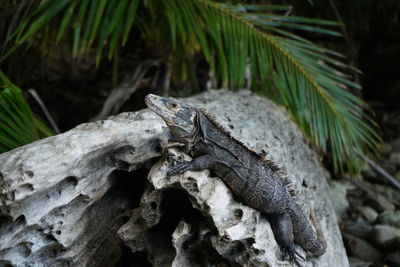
[0,90,348,266]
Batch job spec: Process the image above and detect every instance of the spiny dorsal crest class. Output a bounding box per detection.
[260,156,296,197]
[200,108,296,197]
[199,108,237,140]
[200,108,259,154]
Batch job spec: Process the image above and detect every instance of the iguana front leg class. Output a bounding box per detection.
[167,153,214,176]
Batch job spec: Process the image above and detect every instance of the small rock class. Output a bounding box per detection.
[328,181,351,219]
[348,196,364,210]
[347,188,364,198]
[385,251,400,266]
[354,181,395,212]
[383,236,400,252]
[374,184,400,206]
[371,224,400,246]
[348,257,372,267]
[389,152,400,165]
[379,210,400,228]
[378,143,392,155]
[343,233,382,262]
[357,206,378,223]
[341,220,373,239]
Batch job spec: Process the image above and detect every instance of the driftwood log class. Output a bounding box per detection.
[0,90,348,266]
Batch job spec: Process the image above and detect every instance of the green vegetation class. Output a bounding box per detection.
[0,71,53,152]
[0,0,380,173]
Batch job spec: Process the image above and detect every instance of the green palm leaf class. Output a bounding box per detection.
[157,0,379,173]
[1,0,379,173]
[0,70,53,153]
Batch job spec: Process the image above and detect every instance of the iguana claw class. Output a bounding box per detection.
[283,245,305,267]
[166,153,192,176]
[167,164,191,176]
[166,153,188,164]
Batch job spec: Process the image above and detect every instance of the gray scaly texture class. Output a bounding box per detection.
[145,93,327,266]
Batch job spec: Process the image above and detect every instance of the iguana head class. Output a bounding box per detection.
[145,94,197,141]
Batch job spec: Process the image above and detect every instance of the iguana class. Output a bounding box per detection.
[145,94,327,266]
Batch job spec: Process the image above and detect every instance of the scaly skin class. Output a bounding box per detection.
[145,94,326,266]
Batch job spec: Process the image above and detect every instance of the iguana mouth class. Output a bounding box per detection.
[144,94,160,111]
[145,94,173,124]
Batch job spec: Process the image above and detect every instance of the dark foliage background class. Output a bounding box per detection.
[1,0,399,174]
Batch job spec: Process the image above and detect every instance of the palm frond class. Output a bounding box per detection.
[0,0,380,173]
[2,0,140,65]
[0,70,53,153]
[157,0,379,173]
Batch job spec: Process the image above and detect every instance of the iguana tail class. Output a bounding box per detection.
[289,204,327,256]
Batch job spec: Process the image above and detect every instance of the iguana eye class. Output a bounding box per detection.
[167,101,180,110]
